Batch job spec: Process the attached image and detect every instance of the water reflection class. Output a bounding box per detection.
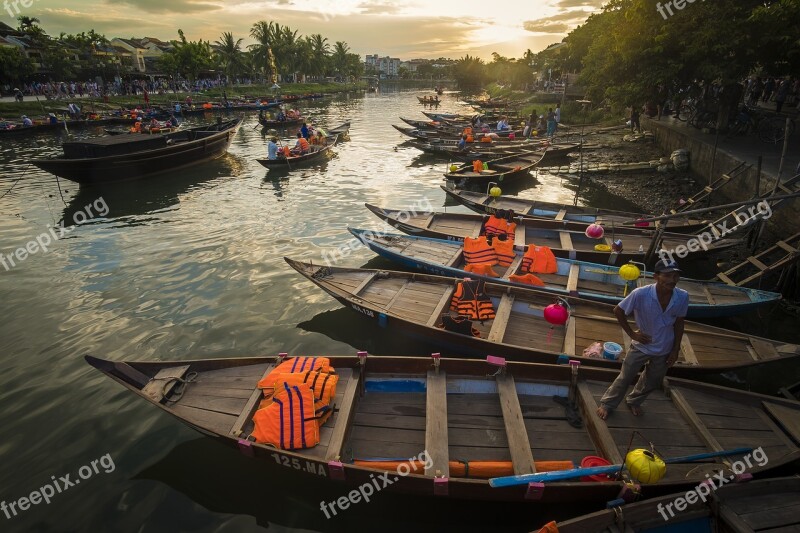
[60,154,245,226]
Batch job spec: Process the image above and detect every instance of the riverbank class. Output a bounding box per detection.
[0,82,366,118]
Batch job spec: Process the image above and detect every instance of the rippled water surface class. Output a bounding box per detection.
[1,89,796,532]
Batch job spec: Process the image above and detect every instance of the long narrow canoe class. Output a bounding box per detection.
[347,228,782,318]
[444,151,546,183]
[410,140,580,163]
[86,352,800,506]
[285,259,800,378]
[256,134,339,168]
[543,476,800,533]
[442,187,711,234]
[393,124,523,141]
[364,204,741,266]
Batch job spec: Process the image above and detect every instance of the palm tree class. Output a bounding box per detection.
[275,24,299,81]
[332,41,349,78]
[17,16,40,32]
[308,34,329,79]
[214,31,244,82]
[250,21,279,82]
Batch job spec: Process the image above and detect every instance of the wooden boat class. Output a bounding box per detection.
[256,134,339,168]
[364,204,741,265]
[0,117,132,136]
[31,118,242,184]
[85,351,800,505]
[417,96,441,105]
[393,124,523,141]
[285,259,800,378]
[104,123,181,136]
[542,476,800,533]
[347,228,782,318]
[327,121,351,136]
[442,188,711,234]
[259,116,305,128]
[444,151,545,183]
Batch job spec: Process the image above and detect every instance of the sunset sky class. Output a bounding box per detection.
[11,0,604,60]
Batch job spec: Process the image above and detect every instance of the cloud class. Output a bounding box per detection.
[107,0,224,14]
[523,10,591,34]
[357,1,404,15]
[554,0,604,7]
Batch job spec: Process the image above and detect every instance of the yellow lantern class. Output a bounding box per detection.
[619,263,641,281]
[489,186,502,197]
[449,164,458,172]
[625,449,666,484]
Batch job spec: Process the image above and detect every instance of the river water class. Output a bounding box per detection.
[0,88,796,532]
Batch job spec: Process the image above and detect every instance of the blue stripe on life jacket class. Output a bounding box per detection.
[295,385,306,449]
[285,383,294,449]
[274,396,285,449]
[291,358,300,372]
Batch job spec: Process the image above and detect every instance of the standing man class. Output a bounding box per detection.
[546,108,556,138]
[596,259,688,419]
[629,104,641,133]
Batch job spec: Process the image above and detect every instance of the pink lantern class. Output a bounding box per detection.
[544,302,570,326]
[585,223,605,239]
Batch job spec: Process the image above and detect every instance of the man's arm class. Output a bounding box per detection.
[667,317,685,367]
[613,305,651,344]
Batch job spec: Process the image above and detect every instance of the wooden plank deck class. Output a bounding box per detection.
[496,374,536,474]
[425,370,449,476]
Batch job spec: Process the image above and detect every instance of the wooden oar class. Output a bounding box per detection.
[488,447,753,487]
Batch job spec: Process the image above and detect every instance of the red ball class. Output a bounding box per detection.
[544,302,570,325]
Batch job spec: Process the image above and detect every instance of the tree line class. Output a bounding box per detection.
[0,17,364,84]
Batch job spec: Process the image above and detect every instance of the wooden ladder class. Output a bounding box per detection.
[670,162,749,214]
[714,232,800,286]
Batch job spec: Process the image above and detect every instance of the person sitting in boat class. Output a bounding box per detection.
[21,115,33,127]
[168,114,179,128]
[300,122,310,139]
[276,109,286,122]
[315,130,327,146]
[267,136,279,160]
[48,113,58,125]
[130,117,143,133]
[174,102,182,114]
[148,118,161,131]
[292,132,310,154]
[496,116,510,131]
[457,134,468,152]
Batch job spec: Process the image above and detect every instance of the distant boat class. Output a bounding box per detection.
[257,134,339,169]
[31,118,242,184]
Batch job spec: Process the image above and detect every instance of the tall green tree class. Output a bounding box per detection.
[0,47,34,83]
[214,31,245,81]
[158,29,213,82]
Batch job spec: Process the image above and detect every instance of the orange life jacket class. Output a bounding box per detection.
[509,273,545,286]
[449,279,496,321]
[203,102,213,109]
[480,136,493,143]
[251,382,320,450]
[464,263,499,277]
[463,236,497,265]
[483,215,507,237]
[536,521,559,533]
[472,160,483,173]
[298,138,310,151]
[261,369,339,425]
[282,146,291,157]
[493,238,515,267]
[505,221,517,241]
[521,245,558,274]
[261,357,332,385]
[466,135,474,143]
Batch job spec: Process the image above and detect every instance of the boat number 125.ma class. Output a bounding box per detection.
[271,453,327,476]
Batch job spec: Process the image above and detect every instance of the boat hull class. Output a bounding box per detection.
[32,119,242,184]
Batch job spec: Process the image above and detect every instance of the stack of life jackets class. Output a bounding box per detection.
[250,357,339,450]
[483,211,517,242]
[449,278,496,321]
[462,233,516,278]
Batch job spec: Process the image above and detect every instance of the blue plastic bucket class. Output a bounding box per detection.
[602,342,623,360]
